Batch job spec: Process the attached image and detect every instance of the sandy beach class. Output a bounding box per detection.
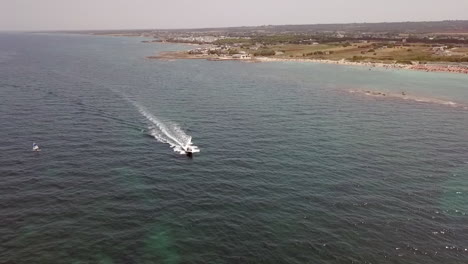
[256,57,468,74]
[148,50,468,75]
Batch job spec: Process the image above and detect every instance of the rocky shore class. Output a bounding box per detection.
[349,89,467,110]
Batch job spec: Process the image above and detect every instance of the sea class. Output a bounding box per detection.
[0,33,467,264]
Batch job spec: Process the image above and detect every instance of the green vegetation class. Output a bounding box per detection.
[216,35,321,46]
[201,35,468,64]
[303,50,335,56]
[253,49,276,56]
[214,38,251,45]
[408,56,468,62]
[351,56,366,61]
[253,35,306,45]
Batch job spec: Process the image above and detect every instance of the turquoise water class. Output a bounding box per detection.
[0,33,467,263]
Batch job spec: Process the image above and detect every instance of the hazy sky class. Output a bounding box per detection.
[1,0,468,31]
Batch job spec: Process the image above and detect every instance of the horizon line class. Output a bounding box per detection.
[4,19,468,33]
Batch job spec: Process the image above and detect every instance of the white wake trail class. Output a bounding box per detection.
[135,103,200,155]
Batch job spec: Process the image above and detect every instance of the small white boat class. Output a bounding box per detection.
[185,148,193,157]
[183,137,193,157]
[32,142,41,151]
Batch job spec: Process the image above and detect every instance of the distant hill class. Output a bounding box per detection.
[59,20,468,35]
[174,20,468,34]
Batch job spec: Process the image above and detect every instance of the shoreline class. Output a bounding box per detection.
[147,50,468,75]
[255,57,468,75]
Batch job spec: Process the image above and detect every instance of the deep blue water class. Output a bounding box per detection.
[1,33,467,264]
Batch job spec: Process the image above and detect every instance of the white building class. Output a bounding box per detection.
[232,54,251,59]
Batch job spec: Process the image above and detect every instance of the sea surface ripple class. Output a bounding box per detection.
[0,33,467,264]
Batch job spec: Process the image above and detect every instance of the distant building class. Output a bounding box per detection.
[232,54,251,59]
[335,32,345,38]
[432,46,447,51]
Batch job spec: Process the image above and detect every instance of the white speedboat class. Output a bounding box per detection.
[183,137,193,157]
[182,137,198,157]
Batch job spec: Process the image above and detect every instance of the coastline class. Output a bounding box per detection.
[255,57,468,75]
[147,50,468,75]
[146,48,468,110]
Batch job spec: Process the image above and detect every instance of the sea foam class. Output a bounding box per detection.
[134,103,199,155]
